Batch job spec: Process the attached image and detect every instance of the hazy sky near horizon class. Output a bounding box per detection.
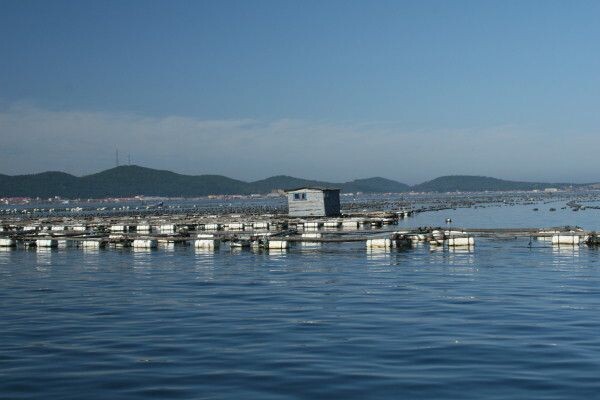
[1,0,600,184]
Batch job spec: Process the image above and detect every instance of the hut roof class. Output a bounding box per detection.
[285,187,340,193]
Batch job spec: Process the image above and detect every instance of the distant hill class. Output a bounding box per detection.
[342,177,410,193]
[249,175,410,193]
[249,175,334,192]
[0,166,410,198]
[0,167,593,198]
[0,171,79,198]
[412,175,580,192]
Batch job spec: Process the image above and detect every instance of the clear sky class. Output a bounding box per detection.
[1,0,599,184]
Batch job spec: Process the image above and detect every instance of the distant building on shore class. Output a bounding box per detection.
[285,187,341,217]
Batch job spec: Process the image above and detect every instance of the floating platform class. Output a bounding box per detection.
[0,209,594,252]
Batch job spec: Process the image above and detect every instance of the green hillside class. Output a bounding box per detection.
[0,168,591,198]
[0,166,410,198]
[412,175,578,192]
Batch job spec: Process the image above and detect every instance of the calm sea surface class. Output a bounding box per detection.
[2,204,600,399]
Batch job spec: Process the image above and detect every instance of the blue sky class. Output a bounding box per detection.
[1,0,599,183]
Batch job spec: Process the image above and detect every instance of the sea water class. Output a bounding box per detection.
[1,205,600,399]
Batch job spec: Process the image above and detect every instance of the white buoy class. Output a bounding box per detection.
[300,233,321,247]
[203,223,221,231]
[304,222,320,230]
[444,230,466,236]
[551,234,580,245]
[324,220,341,228]
[268,240,288,249]
[137,225,152,233]
[252,222,270,230]
[159,224,176,234]
[133,239,157,249]
[301,233,322,239]
[366,238,391,248]
[225,222,244,231]
[342,220,359,229]
[36,239,58,248]
[82,240,102,248]
[448,237,475,247]
[0,238,16,247]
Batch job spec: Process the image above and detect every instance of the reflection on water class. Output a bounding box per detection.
[159,242,176,252]
[229,246,244,255]
[132,247,154,269]
[132,247,153,254]
[552,244,581,263]
[366,248,390,261]
[35,247,53,260]
[300,242,322,249]
[194,247,218,256]
[267,249,288,258]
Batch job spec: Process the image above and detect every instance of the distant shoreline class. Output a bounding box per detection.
[0,165,596,199]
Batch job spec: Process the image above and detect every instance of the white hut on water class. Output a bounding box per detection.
[285,187,341,217]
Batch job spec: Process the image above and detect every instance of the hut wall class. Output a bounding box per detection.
[287,189,340,217]
[287,190,326,217]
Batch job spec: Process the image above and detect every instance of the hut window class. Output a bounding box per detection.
[293,193,307,201]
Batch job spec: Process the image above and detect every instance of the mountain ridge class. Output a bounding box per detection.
[0,166,593,198]
[412,175,581,193]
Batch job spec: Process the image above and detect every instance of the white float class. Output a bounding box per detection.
[226,222,244,231]
[324,221,341,228]
[304,222,320,230]
[302,233,322,239]
[448,237,475,247]
[342,221,359,229]
[159,224,176,234]
[137,225,152,233]
[36,239,58,248]
[82,240,102,248]
[366,238,391,248]
[252,222,270,230]
[551,234,580,245]
[203,223,221,231]
[0,238,16,247]
[268,240,289,249]
[133,239,157,249]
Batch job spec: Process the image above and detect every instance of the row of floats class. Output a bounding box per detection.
[0,217,398,235]
[367,230,475,249]
[0,236,296,251]
[0,232,587,251]
[0,231,466,251]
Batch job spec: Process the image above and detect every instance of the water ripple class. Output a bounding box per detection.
[1,240,600,399]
